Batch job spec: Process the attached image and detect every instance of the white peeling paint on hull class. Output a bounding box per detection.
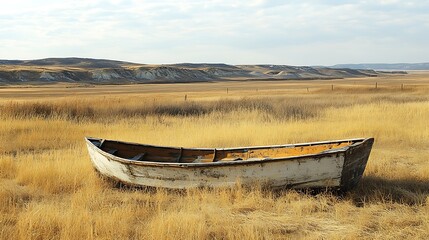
[86,141,347,189]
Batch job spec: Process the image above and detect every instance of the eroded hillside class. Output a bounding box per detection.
[0,58,390,84]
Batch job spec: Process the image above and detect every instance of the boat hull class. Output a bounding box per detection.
[85,138,373,190]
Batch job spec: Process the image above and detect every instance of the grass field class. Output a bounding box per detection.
[1,73,429,239]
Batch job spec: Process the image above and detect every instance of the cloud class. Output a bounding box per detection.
[0,0,428,64]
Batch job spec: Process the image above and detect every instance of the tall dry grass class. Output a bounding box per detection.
[1,81,429,239]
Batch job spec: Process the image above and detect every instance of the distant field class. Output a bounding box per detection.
[0,71,428,99]
[1,73,429,239]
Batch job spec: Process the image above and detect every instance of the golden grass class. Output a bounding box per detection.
[1,74,429,239]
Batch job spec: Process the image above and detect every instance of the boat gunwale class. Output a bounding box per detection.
[85,137,373,168]
[86,136,366,151]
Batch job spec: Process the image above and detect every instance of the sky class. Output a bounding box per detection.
[1,0,428,65]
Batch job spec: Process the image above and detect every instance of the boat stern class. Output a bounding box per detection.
[339,138,374,191]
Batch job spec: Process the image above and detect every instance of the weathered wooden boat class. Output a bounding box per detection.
[85,137,374,191]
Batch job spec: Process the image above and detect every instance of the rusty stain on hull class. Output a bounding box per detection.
[85,137,374,191]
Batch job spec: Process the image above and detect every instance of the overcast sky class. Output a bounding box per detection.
[1,0,428,65]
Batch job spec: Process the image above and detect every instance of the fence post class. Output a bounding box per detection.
[307,87,309,93]
[227,88,229,94]
[331,84,334,91]
[375,82,378,89]
[184,94,187,101]
[401,84,404,91]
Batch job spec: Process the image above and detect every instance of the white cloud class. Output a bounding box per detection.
[0,0,428,64]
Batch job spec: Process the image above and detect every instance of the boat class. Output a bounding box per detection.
[85,137,374,191]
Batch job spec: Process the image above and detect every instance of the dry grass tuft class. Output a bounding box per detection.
[1,75,429,239]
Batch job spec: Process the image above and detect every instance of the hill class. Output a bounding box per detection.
[331,63,429,71]
[0,57,137,69]
[0,58,400,84]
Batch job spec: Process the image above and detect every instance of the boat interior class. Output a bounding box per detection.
[88,138,363,163]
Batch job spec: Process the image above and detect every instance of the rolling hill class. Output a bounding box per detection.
[331,63,429,71]
[0,58,398,84]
